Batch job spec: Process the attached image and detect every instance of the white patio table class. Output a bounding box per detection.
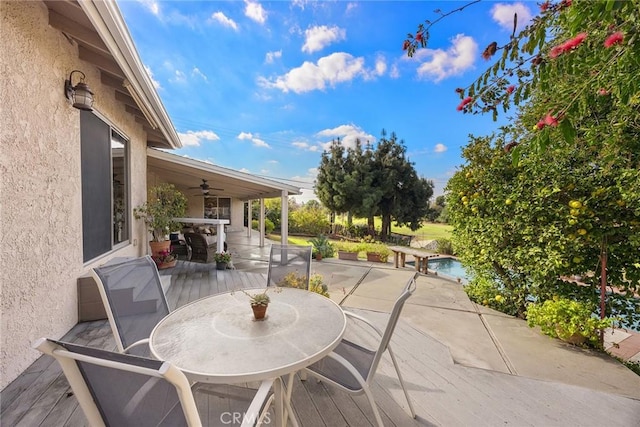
[149,287,347,426]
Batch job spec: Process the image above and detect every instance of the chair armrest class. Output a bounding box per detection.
[343,311,385,339]
[242,379,274,427]
[123,339,150,354]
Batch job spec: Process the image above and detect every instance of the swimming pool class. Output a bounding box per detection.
[426,257,470,283]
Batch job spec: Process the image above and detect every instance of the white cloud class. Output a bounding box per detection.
[416,34,477,82]
[302,25,346,53]
[316,124,375,149]
[192,67,208,82]
[389,64,400,79]
[210,11,238,30]
[434,143,448,153]
[143,65,161,89]
[292,141,321,152]
[374,55,387,76]
[170,69,187,84]
[258,52,365,94]
[491,3,533,32]
[178,130,220,147]
[265,50,282,64]
[237,132,271,148]
[139,0,160,16]
[244,0,267,24]
[345,3,358,15]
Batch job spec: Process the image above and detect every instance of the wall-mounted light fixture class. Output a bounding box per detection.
[64,70,94,111]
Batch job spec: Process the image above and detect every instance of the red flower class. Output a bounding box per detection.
[543,113,559,127]
[598,88,609,96]
[540,1,550,12]
[536,120,546,130]
[402,40,411,51]
[506,85,515,94]
[549,33,587,58]
[561,0,572,7]
[604,32,624,48]
[415,32,423,42]
[456,96,473,111]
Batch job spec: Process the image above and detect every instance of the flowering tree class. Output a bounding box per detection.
[404,0,640,152]
[408,1,640,329]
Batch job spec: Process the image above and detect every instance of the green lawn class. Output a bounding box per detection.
[271,220,452,246]
[341,218,452,241]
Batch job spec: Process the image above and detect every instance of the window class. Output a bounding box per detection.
[80,111,129,262]
[204,197,231,223]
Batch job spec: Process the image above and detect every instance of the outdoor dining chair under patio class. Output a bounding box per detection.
[302,272,419,427]
[34,338,275,427]
[91,255,170,356]
[266,244,313,289]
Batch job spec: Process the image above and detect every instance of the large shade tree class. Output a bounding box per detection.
[315,131,433,240]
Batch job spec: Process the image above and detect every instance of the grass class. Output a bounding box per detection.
[338,217,452,241]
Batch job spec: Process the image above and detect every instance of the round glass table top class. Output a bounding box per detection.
[150,287,346,383]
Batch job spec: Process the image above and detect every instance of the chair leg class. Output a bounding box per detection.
[362,383,384,427]
[388,346,416,419]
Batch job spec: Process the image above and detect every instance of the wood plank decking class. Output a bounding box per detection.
[2,260,640,426]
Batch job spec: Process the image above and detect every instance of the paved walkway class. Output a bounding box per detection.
[227,230,640,398]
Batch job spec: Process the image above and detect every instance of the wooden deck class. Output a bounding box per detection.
[2,260,640,426]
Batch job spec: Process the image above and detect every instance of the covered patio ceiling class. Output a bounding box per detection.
[147,149,302,202]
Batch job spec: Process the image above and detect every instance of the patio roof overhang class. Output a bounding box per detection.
[43,0,181,149]
[147,149,302,202]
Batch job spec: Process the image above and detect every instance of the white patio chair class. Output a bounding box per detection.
[266,244,313,289]
[34,338,274,427]
[302,272,419,426]
[91,256,170,355]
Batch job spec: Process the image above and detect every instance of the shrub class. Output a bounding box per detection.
[252,218,275,234]
[436,238,454,255]
[333,240,364,254]
[290,207,330,235]
[308,235,335,258]
[309,274,330,297]
[465,276,519,316]
[526,298,615,346]
[362,242,391,262]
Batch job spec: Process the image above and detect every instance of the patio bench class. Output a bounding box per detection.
[388,246,432,273]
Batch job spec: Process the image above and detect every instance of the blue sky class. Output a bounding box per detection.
[118,0,535,201]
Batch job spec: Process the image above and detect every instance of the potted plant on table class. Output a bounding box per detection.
[239,288,278,320]
[134,183,187,269]
[214,251,232,270]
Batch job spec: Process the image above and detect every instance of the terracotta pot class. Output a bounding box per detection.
[157,260,177,270]
[366,252,384,263]
[149,240,171,257]
[315,252,322,261]
[338,251,358,261]
[252,304,268,320]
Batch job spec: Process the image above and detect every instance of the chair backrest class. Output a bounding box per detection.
[34,338,201,427]
[91,256,170,354]
[266,244,313,289]
[369,272,418,376]
[184,232,214,263]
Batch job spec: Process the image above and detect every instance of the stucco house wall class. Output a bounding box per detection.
[0,1,148,389]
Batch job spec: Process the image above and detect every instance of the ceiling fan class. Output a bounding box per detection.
[188,179,222,195]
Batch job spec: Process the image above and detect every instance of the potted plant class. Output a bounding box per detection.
[239,288,278,320]
[526,298,615,346]
[214,251,232,270]
[333,241,361,261]
[364,243,391,263]
[134,183,187,260]
[308,235,334,261]
[152,249,177,270]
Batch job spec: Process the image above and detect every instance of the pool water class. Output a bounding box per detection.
[425,257,469,282]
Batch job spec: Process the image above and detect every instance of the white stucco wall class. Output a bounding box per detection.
[0,1,148,389]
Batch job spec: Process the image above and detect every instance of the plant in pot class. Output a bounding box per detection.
[308,235,334,260]
[364,242,391,263]
[333,241,361,261]
[526,297,615,346]
[239,288,279,320]
[213,251,232,270]
[133,183,187,268]
[152,249,177,270]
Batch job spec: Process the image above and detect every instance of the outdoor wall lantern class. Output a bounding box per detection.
[64,70,94,111]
